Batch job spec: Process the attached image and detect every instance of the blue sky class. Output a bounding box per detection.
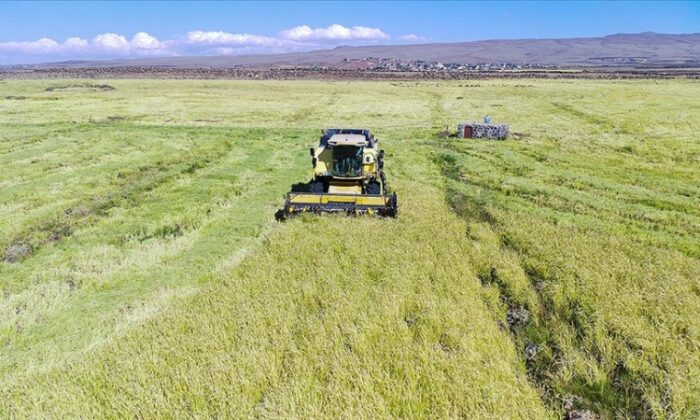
[0,1,698,64]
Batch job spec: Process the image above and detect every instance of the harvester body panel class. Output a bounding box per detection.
[283,128,397,218]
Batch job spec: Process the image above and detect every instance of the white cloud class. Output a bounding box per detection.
[399,34,427,42]
[27,38,60,52]
[92,33,129,50]
[64,37,89,49]
[0,25,394,64]
[0,36,90,58]
[131,32,161,50]
[279,24,389,41]
[0,32,170,63]
[186,30,278,46]
[0,37,62,53]
[91,32,164,52]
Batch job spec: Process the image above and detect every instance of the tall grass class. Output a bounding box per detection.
[1,79,698,417]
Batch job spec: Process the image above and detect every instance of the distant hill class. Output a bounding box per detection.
[23,32,700,69]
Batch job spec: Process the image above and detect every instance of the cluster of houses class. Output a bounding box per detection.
[342,57,553,72]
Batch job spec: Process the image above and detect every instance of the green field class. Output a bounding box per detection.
[1,79,698,418]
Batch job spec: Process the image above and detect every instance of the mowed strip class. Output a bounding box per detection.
[0,124,241,255]
[438,142,700,257]
[1,145,551,418]
[0,129,310,385]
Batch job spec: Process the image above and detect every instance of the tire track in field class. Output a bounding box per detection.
[0,123,216,193]
[426,89,448,129]
[550,101,633,134]
[0,125,142,185]
[0,124,80,156]
[283,93,339,125]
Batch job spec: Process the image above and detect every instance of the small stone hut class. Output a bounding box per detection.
[457,122,509,140]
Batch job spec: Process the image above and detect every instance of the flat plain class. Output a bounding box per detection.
[0,79,698,418]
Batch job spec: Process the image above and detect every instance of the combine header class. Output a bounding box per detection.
[282,128,398,218]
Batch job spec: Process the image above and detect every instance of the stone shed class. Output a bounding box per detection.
[458,122,509,140]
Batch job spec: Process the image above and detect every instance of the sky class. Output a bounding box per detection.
[0,1,698,65]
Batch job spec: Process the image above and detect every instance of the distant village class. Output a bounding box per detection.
[340,57,557,71]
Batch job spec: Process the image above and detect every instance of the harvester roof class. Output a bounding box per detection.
[328,134,368,146]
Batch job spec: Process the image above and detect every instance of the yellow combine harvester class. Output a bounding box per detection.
[283,128,398,218]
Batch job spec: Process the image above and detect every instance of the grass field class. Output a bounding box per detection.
[1,79,698,418]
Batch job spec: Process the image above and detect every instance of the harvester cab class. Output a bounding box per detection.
[282,129,398,218]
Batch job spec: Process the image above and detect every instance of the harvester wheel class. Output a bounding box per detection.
[309,181,324,193]
[366,181,381,195]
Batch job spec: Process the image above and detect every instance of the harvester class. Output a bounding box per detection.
[282,128,398,218]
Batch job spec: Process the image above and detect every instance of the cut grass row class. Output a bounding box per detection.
[1,124,238,252]
[438,143,699,257]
